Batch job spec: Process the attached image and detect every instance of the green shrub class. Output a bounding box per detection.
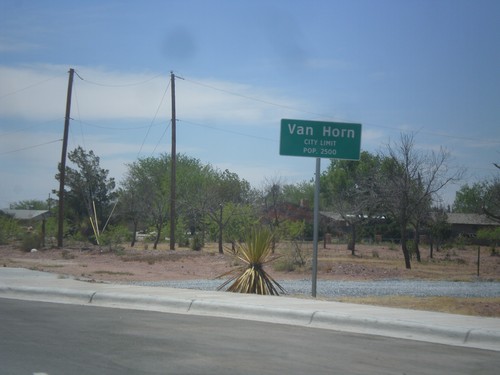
[273,258,296,272]
[454,235,468,250]
[99,225,130,252]
[190,234,204,251]
[477,227,500,249]
[407,240,416,259]
[20,232,42,252]
[0,215,21,244]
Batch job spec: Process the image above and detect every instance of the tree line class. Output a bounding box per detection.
[3,133,499,271]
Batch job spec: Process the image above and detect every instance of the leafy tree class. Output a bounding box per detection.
[483,175,500,223]
[453,163,500,223]
[10,199,49,210]
[122,155,170,249]
[116,183,151,247]
[477,227,500,252]
[206,202,259,251]
[282,181,314,207]
[120,154,254,250]
[321,151,382,254]
[55,146,116,239]
[453,182,489,214]
[175,156,215,239]
[204,169,252,253]
[0,211,21,244]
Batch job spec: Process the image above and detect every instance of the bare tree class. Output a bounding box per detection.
[379,133,464,269]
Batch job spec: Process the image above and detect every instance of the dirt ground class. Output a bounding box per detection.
[2,242,499,283]
[1,242,499,316]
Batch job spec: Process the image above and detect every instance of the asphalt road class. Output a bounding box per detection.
[1,299,498,375]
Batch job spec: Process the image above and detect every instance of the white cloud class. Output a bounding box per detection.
[0,130,62,207]
[0,64,311,126]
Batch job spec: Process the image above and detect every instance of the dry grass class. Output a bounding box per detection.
[274,242,500,282]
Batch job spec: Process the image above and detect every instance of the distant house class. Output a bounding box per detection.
[446,213,499,238]
[1,209,51,247]
[319,211,387,240]
[261,202,313,224]
[321,211,500,241]
[1,209,51,223]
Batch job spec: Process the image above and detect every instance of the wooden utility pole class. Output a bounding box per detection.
[169,71,176,250]
[57,68,75,248]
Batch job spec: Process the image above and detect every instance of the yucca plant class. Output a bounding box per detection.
[218,227,286,295]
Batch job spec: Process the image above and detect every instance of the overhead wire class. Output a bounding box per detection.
[0,74,61,101]
[3,68,496,166]
[74,70,164,87]
[76,119,164,131]
[151,120,171,156]
[137,78,171,157]
[72,70,172,158]
[182,76,320,117]
[178,119,276,142]
[182,75,500,146]
[71,78,87,150]
[0,118,63,137]
[68,73,101,233]
[0,139,62,156]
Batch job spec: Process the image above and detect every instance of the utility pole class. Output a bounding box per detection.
[169,71,176,250]
[57,68,74,248]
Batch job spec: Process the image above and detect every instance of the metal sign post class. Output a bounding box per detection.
[280,118,362,297]
[312,157,320,297]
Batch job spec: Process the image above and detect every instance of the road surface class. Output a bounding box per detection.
[1,299,498,375]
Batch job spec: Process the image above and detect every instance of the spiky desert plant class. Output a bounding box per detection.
[218,227,286,295]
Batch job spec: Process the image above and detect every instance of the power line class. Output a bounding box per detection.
[69,71,172,158]
[179,119,276,142]
[181,75,500,146]
[75,119,164,131]
[182,76,319,117]
[0,139,62,156]
[75,70,164,87]
[72,81,87,150]
[0,118,63,137]
[0,75,61,101]
[137,79,171,157]
[151,120,171,156]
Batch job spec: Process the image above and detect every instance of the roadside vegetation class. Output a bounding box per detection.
[1,137,499,315]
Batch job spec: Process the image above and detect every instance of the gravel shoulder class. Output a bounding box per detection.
[128,279,500,298]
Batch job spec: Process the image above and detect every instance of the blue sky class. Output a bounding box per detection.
[1,0,499,209]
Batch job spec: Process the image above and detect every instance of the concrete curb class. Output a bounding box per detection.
[90,291,193,313]
[0,285,95,304]
[1,284,499,352]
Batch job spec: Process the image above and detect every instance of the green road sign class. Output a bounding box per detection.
[280,118,362,160]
